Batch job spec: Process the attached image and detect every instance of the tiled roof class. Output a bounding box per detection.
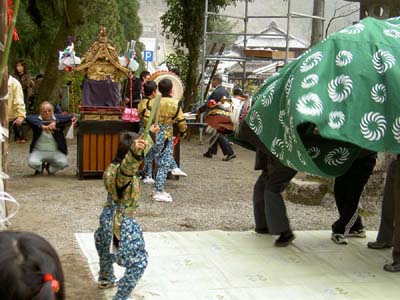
[234,21,309,49]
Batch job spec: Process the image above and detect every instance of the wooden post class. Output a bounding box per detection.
[311,0,325,46]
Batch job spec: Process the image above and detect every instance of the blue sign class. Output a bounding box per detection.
[143,50,154,62]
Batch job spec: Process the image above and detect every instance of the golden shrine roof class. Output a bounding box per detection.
[75,27,129,80]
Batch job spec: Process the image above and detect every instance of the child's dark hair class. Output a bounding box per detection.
[158,78,173,97]
[0,231,65,300]
[143,81,157,98]
[114,132,139,162]
[233,87,243,96]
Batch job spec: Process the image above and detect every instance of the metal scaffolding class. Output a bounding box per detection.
[198,0,325,141]
[199,0,325,95]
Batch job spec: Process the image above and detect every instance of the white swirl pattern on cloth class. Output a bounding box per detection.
[278,110,286,127]
[340,23,365,34]
[372,50,396,74]
[384,29,400,39]
[392,117,400,143]
[301,74,319,89]
[285,75,294,96]
[328,75,353,103]
[249,111,263,135]
[296,93,323,116]
[284,129,293,152]
[260,82,276,107]
[360,112,387,141]
[328,111,346,129]
[324,147,350,166]
[271,137,285,160]
[300,52,323,73]
[370,84,387,103]
[307,146,321,159]
[335,50,353,67]
[297,150,306,165]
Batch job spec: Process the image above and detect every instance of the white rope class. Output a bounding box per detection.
[0,192,20,229]
[0,93,8,101]
[0,124,9,141]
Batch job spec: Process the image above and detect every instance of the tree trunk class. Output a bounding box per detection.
[311,0,325,46]
[37,0,87,106]
[183,48,200,111]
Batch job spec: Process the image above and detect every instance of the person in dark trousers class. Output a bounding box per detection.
[198,74,236,161]
[240,121,376,247]
[367,155,400,272]
[240,121,295,246]
[368,156,397,251]
[330,150,377,244]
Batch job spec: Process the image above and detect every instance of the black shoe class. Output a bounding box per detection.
[43,162,54,175]
[43,162,49,173]
[367,241,393,250]
[203,152,213,158]
[275,231,295,247]
[222,153,236,161]
[255,228,270,234]
[384,262,400,272]
[34,170,42,176]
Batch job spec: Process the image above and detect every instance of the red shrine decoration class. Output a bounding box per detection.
[7,0,20,41]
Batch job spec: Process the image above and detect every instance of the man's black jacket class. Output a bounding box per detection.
[26,114,72,155]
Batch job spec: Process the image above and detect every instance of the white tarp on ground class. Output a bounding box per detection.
[75,230,400,300]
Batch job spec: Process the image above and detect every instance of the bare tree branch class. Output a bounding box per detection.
[325,7,360,37]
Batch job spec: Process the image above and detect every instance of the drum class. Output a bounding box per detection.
[205,99,233,130]
[149,71,184,100]
[231,96,250,136]
[205,97,250,134]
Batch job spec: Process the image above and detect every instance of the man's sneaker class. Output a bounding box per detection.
[347,228,366,238]
[203,152,213,158]
[222,153,236,161]
[153,191,172,202]
[384,262,400,272]
[331,233,348,245]
[171,167,187,177]
[367,241,393,250]
[143,176,155,184]
[98,279,118,289]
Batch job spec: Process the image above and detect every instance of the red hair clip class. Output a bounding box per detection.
[43,273,60,293]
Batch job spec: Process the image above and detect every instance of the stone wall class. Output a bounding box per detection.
[285,153,396,213]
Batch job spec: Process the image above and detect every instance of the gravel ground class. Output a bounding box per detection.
[5,135,381,299]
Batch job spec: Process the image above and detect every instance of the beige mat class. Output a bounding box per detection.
[75,230,400,300]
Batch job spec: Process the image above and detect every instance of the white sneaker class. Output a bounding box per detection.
[143,176,155,184]
[170,168,187,177]
[152,191,173,202]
